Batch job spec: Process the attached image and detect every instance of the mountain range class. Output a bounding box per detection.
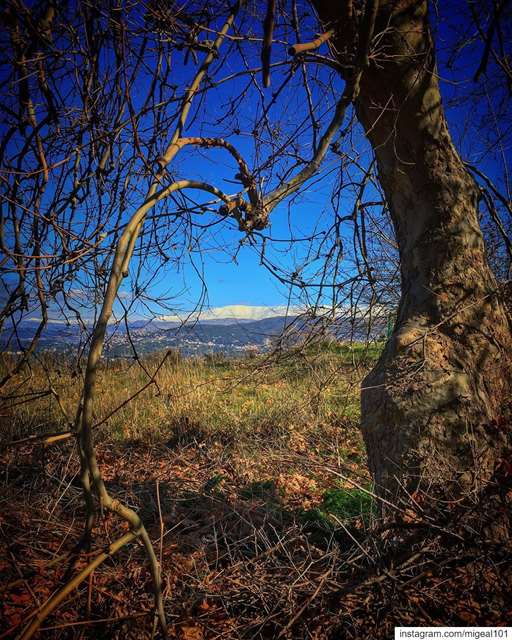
[1,310,387,357]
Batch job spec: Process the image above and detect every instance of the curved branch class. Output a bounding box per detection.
[19,531,137,640]
[156,2,244,171]
[254,1,380,228]
[168,137,259,206]
[74,8,244,637]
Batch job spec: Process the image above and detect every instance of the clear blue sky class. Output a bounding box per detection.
[115,3,509,321]
[3,2,509,325]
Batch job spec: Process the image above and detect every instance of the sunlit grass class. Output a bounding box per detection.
[1,342,382,455]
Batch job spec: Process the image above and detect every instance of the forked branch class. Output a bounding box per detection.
[74,3,245,636]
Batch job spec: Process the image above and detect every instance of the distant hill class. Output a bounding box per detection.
[1,314,386,357]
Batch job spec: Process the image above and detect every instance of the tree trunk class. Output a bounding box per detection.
[315,0,512,502]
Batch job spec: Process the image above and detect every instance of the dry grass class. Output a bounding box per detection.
[0,345,375,638]
[2,343,510,638]
[2,343,372,451]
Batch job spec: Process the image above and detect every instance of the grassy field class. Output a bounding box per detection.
[3,341,381,448]
[2,340,510,638]
[2,341,380,530]
[0,342,385,637]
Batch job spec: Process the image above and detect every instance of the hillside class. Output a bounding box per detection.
[1,314,387,357]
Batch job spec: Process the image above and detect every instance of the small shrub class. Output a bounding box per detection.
[165,416,209,448]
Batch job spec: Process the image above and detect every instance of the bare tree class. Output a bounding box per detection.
[312,0,512,502]
[1,0,376,634]
[1,0,511,633]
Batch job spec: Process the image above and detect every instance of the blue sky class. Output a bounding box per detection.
[3,1,510,326]
[112,10,359,321]
[114,2,509,321]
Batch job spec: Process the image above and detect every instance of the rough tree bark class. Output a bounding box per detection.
[315,0,512,501]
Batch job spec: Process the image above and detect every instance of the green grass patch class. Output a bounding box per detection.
[321,487,373,521]
[300,486,374,544]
